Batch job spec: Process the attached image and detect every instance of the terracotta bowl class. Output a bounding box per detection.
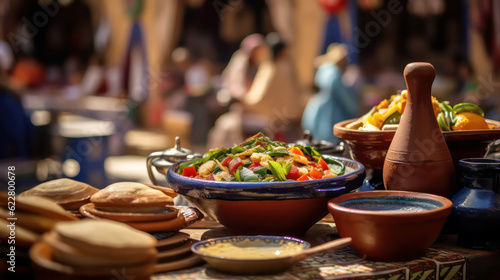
[334,118,500,170]
[328,191,452,261]
[166,156,365,236]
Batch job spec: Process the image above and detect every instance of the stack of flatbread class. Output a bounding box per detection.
[0,193,77,278]
[30,219,157,279]
[78,182,205,272]
[79,182,201,232]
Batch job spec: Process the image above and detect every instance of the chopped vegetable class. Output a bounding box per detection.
[221,156,231,166]
[286,164,301,180]
[228,157,243,174]
[181,166,198,177]
[297,174,310,181]
[307,168,323,180]
[177,133,346,181]
[351,90,490,132]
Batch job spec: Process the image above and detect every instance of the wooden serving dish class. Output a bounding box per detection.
[334,119,500,170]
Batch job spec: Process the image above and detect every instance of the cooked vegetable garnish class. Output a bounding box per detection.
[347,90,491,132]
[178,133,345,181]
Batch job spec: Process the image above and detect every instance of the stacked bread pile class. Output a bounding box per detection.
[0,193,77,278]
[20,178,99,217]
[79,182,204,272]
[79,182,199,232]
[30,219,157,279]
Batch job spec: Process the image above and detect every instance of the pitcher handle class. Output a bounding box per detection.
[147,152,164,185]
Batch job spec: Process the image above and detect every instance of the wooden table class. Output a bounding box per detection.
[153,222,500,280]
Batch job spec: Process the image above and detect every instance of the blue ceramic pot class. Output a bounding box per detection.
[166,155,365,235]
[450,158,500,250]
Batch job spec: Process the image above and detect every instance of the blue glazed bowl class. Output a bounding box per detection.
[191,235,310,274]
[166,156,365,235]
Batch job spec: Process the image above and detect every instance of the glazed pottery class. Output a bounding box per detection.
[450,158,500,250]
[383,63,455,198]
[328,191,452,262]
[334,118,500,170]
[192,236,310,274]
[191,235,351,275]
[166,155,365,236]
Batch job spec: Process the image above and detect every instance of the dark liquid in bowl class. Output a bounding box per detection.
[338,197,443,212]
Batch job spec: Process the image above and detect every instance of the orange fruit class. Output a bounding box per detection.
[451,112,490,131]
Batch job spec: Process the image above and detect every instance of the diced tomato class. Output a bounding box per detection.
[228,157,243,174]
[286,164,301,180]
[318,158,329,171]
[297,174,310,181]
[307,168,323,180]
[181,166,198,177]
[248,162,261,170]
[308,161,317,168]
[221,156,231,166]
[289,147,305,157]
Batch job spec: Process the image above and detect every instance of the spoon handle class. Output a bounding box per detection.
[302,237,351,257]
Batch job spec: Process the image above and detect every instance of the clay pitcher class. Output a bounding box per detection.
[383,62,455,198]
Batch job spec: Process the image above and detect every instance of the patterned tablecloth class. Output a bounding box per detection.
[153,223,500,280]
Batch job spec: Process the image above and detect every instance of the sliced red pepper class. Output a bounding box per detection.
[228,157,243,174]
[297,174,310,181]
[181,166,198,177]
[318,158,329,171]
[221,156,231,166]
[286,164,301,180]
[307,168,323,180]
[304,155,311,161]
[289,147,305,157]
[248,162,261,170]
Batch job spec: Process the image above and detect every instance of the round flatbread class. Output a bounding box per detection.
[80,203,178,222]
[0,208,58,233]
[43,231,157,267]
[11,195,77,221]
[54,219,157,252]
[0,218,40,247]
[91,182,173,213]
[20,179,99,210]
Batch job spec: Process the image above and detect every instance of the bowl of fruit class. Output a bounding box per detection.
[166,133,365,236]
[334,90,500,170]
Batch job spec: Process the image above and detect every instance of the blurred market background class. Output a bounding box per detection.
[0,0,499,190]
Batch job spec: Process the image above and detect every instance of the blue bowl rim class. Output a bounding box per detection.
[191,235,311,261]
[166,155,366,190]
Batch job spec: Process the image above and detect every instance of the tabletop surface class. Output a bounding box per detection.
[152,222,500,280]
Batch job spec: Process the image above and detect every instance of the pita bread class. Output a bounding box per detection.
[91,182,173,213]
[0,208,58,233]
[0,218,40,247]
[20,179,99,210]
[43,231,157,267]
[54,219,157,252]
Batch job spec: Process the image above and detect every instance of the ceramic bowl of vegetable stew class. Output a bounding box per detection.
[166,133,365,236]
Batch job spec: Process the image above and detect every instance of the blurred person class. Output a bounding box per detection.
[0,45,37,159]
[302,43,358,144]
[220,33,269,102]
[242,32,304,141]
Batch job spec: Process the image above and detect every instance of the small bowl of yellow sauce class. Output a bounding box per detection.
[191,236,310,274]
